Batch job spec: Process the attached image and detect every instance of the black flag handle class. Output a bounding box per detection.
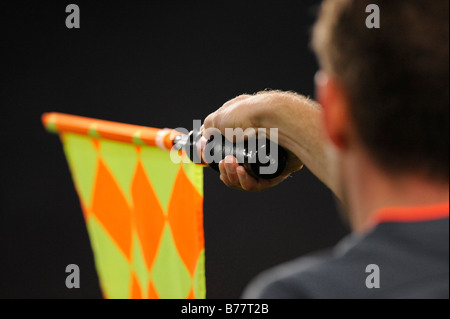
[174,130,288,180]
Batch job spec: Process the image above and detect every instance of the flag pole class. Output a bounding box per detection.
[42,112,182,150]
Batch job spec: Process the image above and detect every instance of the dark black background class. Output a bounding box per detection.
[0,1,348,298]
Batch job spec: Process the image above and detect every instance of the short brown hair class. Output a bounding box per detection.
[312,0,449,182]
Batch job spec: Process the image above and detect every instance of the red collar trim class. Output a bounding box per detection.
[372,202,449,225]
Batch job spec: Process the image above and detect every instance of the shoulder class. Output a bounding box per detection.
[241,236,366,299]
[242,220,449,299]
[241,250,334,299]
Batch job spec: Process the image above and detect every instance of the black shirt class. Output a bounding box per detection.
[242,208,449,299]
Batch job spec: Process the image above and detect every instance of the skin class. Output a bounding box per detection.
[203,73,449,233]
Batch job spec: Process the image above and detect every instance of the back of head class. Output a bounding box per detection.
[313,0,449,183]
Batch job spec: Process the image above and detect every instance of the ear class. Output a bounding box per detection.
[315,72,352,151]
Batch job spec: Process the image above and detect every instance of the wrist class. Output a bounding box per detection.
[257,91,319,148]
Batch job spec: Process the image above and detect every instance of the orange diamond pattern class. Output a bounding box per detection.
[131,161,166,270]
[61,134,205,299]
[168,168,204,276]
[92,159,134,259]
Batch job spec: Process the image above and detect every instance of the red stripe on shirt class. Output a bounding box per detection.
[373,202,449,224]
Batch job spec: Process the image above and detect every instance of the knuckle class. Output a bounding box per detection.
[203,114,214,128]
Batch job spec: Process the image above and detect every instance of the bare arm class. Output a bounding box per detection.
[203,91,341,199]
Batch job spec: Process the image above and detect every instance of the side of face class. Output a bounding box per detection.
[315,71,361,226]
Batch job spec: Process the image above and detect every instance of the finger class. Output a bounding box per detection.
[203,112,216,131]
[236,166,260,192]
[219,160,243,190]
[224,156,240,185]
[219,172,232,186]
[219,160,232,186]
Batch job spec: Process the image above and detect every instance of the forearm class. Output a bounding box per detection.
[258,92,341,199]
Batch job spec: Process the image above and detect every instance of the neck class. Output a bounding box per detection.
[343,150,449,233]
